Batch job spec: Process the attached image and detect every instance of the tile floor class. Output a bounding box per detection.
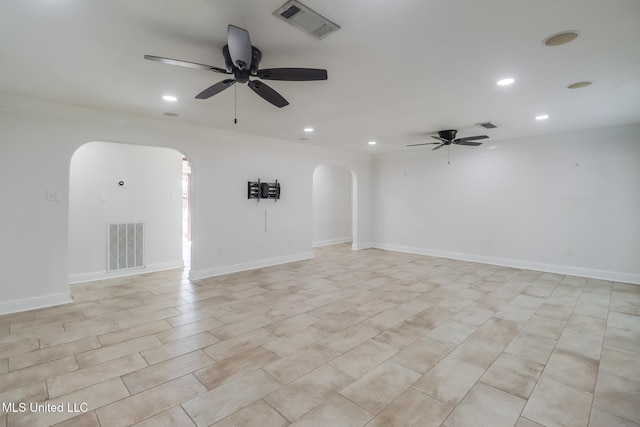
[1,244,639,426]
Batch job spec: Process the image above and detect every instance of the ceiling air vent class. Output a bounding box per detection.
[273,1,341,40]
[476,121,498,129]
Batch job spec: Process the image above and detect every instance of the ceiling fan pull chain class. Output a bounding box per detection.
[234,84,238,124]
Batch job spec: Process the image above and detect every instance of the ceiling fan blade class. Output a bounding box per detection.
[256,68,328,81]
[432,143,446,151]
[247,80,289,108]
[248,80,289,108]
[407,142,441,147]
[431,135,448,143]
[227,25,252,71]
[195,79,236,99]
[144,55,230,74]
[454,135,489,142]
[453,141,483,146]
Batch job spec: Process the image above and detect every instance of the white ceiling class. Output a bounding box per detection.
[1,0,639,153]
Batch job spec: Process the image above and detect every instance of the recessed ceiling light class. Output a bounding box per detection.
[304,127,314,132]
[497,78,515,86]
[368,141,377,145]
[567,81,592,89]
[162,95,177,102]
[536,114,549,120]
[543,31,579,47]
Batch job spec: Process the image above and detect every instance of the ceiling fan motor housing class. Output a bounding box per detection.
[439,130,457,141]
[222,45,263,83]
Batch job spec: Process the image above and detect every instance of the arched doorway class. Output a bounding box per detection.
[68,141,189,282]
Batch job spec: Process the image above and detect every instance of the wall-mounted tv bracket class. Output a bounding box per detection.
[248,179,280,202]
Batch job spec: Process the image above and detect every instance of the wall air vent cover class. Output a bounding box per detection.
[273,1,341,39]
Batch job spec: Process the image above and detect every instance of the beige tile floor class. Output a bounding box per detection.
[1,244,639,426]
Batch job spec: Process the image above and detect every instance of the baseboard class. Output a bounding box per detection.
[373,243,640,285]
[189,251,314,281]
[0,292,73,316]
[68,260,185,284]
[312,237,352,248]
[351,241,374,251]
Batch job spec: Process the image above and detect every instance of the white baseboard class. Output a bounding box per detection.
[351,241,373,251]
[0,292,73,316]
[68,260,185,284]
[312,237,352,248]
[373,243,640,285]
[190,251,314,281]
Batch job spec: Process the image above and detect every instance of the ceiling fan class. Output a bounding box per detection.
[144,24,327,108]
[407,130,489,150]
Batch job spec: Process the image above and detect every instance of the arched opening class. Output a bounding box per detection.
[68,141,190,282]
[312,164,357,249]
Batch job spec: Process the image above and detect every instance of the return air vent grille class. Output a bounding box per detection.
[107,222,144,271]
[273,1,340,39]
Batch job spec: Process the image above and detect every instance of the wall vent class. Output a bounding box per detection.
[273,1,340,39]
[107,222,144,271]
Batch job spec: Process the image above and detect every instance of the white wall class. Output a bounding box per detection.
[312,164,352,247]
[3,95,636,316]
[68,142,184,281]
[373,125,640,283]
[0,98,373,314]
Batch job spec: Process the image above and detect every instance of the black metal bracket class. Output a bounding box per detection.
[248,179,280,202]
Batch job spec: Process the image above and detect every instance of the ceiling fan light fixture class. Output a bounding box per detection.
[543,31,580,47]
